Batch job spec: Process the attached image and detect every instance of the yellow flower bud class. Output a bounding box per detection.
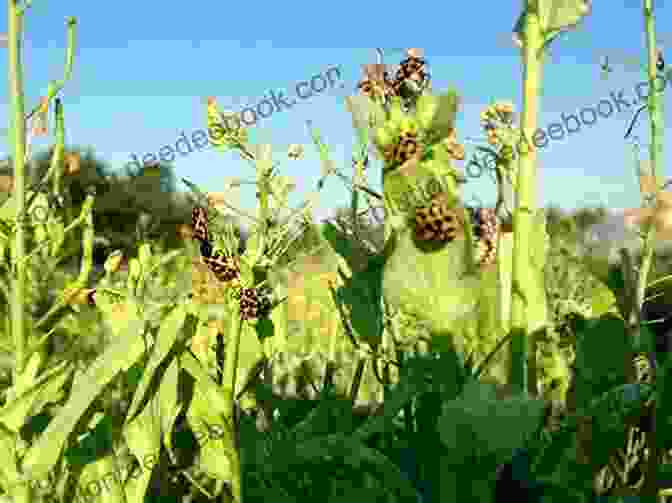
[64,286,96,305]
[495,101,514,114]
[104,250,124,274]
[64,152,81,176]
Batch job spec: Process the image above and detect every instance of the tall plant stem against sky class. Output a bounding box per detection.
[638,0,664,495]
[6,3,32,502]
[8,0,27,383]
[510,4,544,396]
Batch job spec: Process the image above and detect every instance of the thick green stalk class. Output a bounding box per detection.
[510,6,544,396]
[221,306,243,503]
[7,4,32,503]
[636,1,665,309]
[8,0,28,382]
[250,147,270,269]
[77,198,94,283]
[50,99,65,197]
[638,0,664,495]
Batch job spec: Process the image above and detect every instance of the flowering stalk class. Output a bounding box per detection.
[637,0,665,494]
[8,0,29,386]
[7,5,76,386]
[509,5,545,396]
[509,0,590,397]
[617,3,667,493]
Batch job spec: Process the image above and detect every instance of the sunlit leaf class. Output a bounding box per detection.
[513,0,591,49]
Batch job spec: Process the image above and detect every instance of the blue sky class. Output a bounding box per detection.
[0,0,671,221]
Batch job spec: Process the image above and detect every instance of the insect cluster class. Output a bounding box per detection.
[191,206,272,320]
[466,207,500,266]
[356,48,430,111]
[413,193,461,243]
[389,129,422,167]
[479,101,516,147]
[411,193,500,267]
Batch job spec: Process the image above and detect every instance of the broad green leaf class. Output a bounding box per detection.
[189,392,235,482]
[75,453,126,503]
[382,222,481,342]
[158,359,182,460]
[0,424,22,493]
[10,349,47,400]
[415,90,460,138]
[513,0,591,49]
[588,280,618,317]
[321,221,360,271]
[21,303,147,480]
[0,190,49,223]
[334,255,385,348]
[538,0,591,46]
[268,434,420,502]
[383,161,439,215]
[290,396,358,444]
[573,314,631,410]
[179,351,232,420]
[182,352,236,482]
[438,381,545,466]
[125,305,187,422]
[65,415,125,503]
[123,394,162,503]
[0,360,72,433]
[354,364,428,442]
[433,464,497,503]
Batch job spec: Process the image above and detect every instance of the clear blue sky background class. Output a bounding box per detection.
[0,0,670,221]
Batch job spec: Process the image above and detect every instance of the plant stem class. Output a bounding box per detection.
[510,5,544,396]
[8,0,27,383]
[221,307,243,503]
[638,0,664,495]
